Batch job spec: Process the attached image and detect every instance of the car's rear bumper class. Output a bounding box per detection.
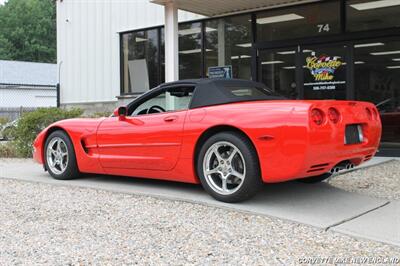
[258,101,381,183]
[261,142,379,183]
[295,145,377,180]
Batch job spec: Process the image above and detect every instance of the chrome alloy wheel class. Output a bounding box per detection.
[46,137,69,175]
[203,141,246,195]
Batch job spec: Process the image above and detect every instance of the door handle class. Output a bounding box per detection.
[164,115,178,122]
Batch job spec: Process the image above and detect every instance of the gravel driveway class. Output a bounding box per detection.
[1,178,399,265]
[328,160,400,200]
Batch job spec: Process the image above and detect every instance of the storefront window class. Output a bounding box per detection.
[205,15,252,80]
[256,1,340,42]
[354,39,400,148]
[121,29,160,94]
[302,45,348,100]
[258,48,297,98]
[179,22,202,79]
[347,0,400,32]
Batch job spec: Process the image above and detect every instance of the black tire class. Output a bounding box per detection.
[296,172,332,184]
[197,131,262,203]
[44,130,80,180]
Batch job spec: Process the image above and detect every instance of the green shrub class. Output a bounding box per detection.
[13,107,83,157]
[0,142,20,158]
[2,125,17,140]
[84,111,111,118]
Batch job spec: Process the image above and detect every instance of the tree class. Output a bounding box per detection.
[0,0,56,63]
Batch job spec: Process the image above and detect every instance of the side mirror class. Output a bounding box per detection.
[113,106,127,119]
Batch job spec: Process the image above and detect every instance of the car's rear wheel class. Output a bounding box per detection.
[197,132,262,203]
[297,172,332,183]
[44,130,80,180]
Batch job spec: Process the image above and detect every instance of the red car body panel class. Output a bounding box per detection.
[33,100,381,184]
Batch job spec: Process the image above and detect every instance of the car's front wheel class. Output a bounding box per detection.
[44,130,80,180]
[197,132,262,203]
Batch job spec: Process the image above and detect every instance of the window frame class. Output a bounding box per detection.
[120,26,164,96]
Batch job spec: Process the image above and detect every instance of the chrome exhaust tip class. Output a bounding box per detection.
[330,167,340,174]
[330,162,355,174]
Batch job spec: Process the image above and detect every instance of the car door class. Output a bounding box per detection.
[96,86,195,171]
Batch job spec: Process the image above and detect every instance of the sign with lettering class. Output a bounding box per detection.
[304,54,346,91]
[208,66,233,79]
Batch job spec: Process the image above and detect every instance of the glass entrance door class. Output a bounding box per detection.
[258,43,350,100]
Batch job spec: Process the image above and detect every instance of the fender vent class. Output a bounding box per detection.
[81,139,89,154]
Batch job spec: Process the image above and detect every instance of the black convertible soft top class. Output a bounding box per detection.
[160,78,285,109]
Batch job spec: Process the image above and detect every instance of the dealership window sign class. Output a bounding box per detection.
[304,54,346,91]
[208,66,233,79]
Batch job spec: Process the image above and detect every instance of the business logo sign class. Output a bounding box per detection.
[306,55,342,82]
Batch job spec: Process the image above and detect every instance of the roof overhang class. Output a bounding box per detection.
[150,0,320,17]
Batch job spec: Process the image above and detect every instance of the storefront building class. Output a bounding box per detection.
[56,0,400,155]
[119,0,400,155]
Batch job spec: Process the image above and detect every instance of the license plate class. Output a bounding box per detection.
[345,124,363,145]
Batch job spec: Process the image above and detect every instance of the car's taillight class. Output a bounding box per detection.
[328,107,341,124]
[310,108,325,125]
[365,107,372,120]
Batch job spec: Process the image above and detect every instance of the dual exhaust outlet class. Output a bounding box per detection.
[330,163,355,174]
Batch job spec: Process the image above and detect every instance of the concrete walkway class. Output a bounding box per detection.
[0,157,398,247]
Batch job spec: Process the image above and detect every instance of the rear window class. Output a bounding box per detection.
[223,86,282,99]
[188,80,287,109]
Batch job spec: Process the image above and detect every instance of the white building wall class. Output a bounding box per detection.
[57,0,203,105]
[0,88,56,108]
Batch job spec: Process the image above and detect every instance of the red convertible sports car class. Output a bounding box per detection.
[33,79,381,202]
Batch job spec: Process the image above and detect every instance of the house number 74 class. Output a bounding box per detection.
[317,24,330,33]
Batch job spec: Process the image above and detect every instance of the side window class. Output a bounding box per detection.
[131,86,194,116]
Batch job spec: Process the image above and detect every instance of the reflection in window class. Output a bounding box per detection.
[205,15,252,80]
[121,29,160,94]
[179,22,202,79]
[354,40,400,146]
[256,1,340,42]
[258,49,297,98]
[347,0,400,32]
